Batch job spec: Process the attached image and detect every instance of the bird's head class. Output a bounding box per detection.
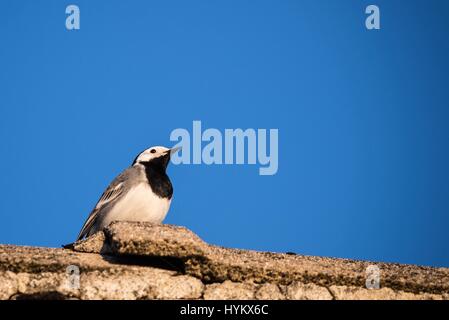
[132,146,181,170]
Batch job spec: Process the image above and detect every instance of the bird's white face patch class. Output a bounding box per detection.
[134,146,170,164]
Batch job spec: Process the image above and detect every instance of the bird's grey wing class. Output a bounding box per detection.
[76,168,136,240]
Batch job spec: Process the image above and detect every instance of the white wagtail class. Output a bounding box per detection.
[76,146,180,241]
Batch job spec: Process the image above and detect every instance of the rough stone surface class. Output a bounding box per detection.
[69,231,107,254]
[286,282,333,300]
[105,222,207,258]
[1,221,448,300]
[0,245,203,300]
[204,281,256,300]
[328,285,446,300]
[255,283,285,300]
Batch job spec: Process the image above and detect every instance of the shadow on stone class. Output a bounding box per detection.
[100,254,186,274]
[11,291,70,300]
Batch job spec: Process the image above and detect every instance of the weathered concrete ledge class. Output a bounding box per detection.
[1,221,448,300]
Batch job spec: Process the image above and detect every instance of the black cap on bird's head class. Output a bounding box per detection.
[132,146,181,170]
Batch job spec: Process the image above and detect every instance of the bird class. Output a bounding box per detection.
[76,146,180,241]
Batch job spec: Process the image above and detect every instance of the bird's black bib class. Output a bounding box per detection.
[143,160,173,200]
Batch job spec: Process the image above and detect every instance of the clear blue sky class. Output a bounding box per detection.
[1,1,448,267]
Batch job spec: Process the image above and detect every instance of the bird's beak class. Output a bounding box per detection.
[169,146,181,155]
[162,147,180,168]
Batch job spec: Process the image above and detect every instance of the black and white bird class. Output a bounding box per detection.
[76,146,180,241]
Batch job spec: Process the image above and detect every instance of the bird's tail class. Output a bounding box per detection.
[62,242,75,250]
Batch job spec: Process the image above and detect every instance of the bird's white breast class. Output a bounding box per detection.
[100,183,171,229]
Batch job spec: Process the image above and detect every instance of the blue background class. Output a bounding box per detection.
[1,1,448,267]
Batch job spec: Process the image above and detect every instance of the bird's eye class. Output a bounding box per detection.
[150,149,156,154]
